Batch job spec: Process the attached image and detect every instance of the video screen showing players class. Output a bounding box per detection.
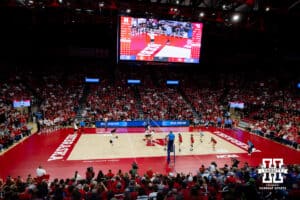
[119,16,203,64]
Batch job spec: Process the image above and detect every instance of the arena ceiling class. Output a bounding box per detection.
[1,1,299,26]
[0,1,299,65]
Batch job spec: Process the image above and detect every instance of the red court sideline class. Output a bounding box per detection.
[0,127,299,180]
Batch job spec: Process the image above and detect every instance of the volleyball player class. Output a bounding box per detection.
[144,128,151,140]
[178,133,183,152]
[190,134,194,151]
[210,137,217,151]
[111,128,118,139]
[144,129,154,145]
[109,128,118,145]
[148,31,155,46]
[199,131,204,143]
[109,136,114,146]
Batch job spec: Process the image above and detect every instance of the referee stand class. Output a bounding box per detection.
[166,143,175,173]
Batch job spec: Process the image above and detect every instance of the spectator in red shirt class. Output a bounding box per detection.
[146,168,154,178]
[106,169,114,179]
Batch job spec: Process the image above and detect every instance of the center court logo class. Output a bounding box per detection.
[258,158,288,184]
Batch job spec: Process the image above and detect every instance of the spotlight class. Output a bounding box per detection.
[99,1,104,7]
[126,8,131,13]
[231,13,240,22]
[86,9,93,14]
[222,3,232,11]
[265,7,270,12]
[199,12,204,17]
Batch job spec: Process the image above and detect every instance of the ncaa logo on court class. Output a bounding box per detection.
[258,158,288,183]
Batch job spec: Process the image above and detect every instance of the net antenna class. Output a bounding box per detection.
[149,118,164,133]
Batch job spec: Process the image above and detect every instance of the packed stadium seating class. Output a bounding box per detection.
[0,67,299,199]
[0,73,33,151]
[0,68,299,152]
[0,162,299,200]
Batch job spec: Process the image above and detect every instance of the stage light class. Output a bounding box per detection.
[222,2,233,11]
[126,8,131,13]
[99,1,104,7]
[86,9,93,14]
[166,80,179,85]
[174,0,184,5]
[58,0,63,3]
[85,78,100,83]
[199,12,204,17]
[265,7,270,12]
[232,13,240,22]
[127,79,141,84]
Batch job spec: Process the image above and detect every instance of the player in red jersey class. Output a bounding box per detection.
[190,134,194,151]
[210,137,217,151]
[178,133,183,152]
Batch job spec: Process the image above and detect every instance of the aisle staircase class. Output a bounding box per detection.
[178,87,201,120]
[75,84,90,121]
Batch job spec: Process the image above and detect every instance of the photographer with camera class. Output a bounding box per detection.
[130,161,139,177]
[247,140,255,155]
[231,158,240,168]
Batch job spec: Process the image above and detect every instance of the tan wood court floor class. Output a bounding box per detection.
[68,131,245,160]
